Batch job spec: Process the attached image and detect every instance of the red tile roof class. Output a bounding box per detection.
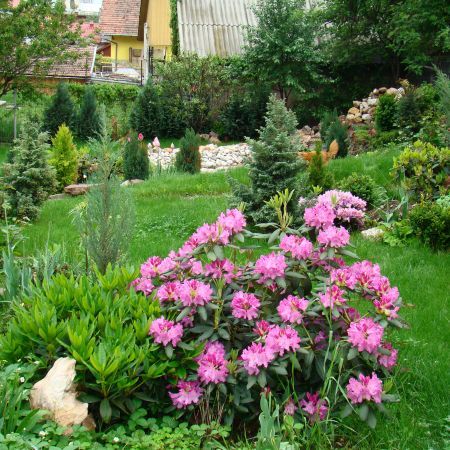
[46,45,97,80]
[99,0,143,37]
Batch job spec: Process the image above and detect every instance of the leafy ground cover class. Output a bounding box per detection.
[8,147,450,448]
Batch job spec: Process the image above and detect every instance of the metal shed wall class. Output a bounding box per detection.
[177,0,256,57]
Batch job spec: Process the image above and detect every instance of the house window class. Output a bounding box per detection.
[129,48,142,65]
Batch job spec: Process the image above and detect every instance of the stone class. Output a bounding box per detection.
[353,101,361,107]
[360,102,369,112]
[372,88,379,95]
[362,113,372,121]
[367,98,378,106]
[379,87,387,94]
[30,358,95,430]
[121,179,144,187]
[199,133,210,141]
[387,87,398,96]
[353,116,363,123]
[64,184,92,196]
[209,131,219,139]
[348,107,360,116]
[209,136,221,145]
[48,193,68,200]
[346,114,355,121]
[361,227,384,241]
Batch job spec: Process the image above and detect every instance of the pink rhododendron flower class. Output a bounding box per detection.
[178,279,213,307]
[346,372,383,404]
[132,277,154,296]
[253,320,271,337]
[141,256,162,278]
[231,291,261,320]
[280,235,314,259]
[277,295,309,324]
[350,261,381,288]
[317,226,350,248]
[319,285,347,308]
[204,259,236,283]
[196,341,229,384]
[241,342,275,375]
[313,330,328,350]
[284,398,298,416]
[304,203,335,229]
[192,223,230,245]
[169,380,203,409]
[138,133,144,141]
[330,267,357,289]
[373,296,400,319]
[300,392,328,423]
[152,137,160,147]
[254,252,287,284]
[377,342,398,370]
[217,209,246,234]
[266,326,301,356]
[156,281,180,303]
[149,317,183,347]
[347,318,384,354]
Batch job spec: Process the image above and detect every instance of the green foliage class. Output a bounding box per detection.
[434,69,450,145]
[129,79,162,139]
[50,124,78,191]
[324,117,348,157]
[371,130,399,148]
[0,363,44,436]
[0,1,83,96]
[175,128,202,174]
[392,140,450,199]
[43,83,74,137]
[76,129,135,273]
[219,86,271,140]
[3,120,56,220]
[409,201,450,250]
[397,90,421,134]
[232,95,304,223]
[0,267,188,424]
[77,87,101,141]
[338,173,386,207]
[382,220,414,247]
[67,83,140,107]
[169,0,179,57]
[375,94,398,132]
[308,143,334,190]
[123,134,150,181]
[320,109,338,139]
[245,0,323,101]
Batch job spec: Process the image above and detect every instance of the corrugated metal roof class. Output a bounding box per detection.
[177,0,257,56]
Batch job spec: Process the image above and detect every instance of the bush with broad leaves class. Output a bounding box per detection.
[133,191,403,429]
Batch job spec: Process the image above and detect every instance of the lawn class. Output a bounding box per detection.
[0,143,10,170]
[16,148,450,448]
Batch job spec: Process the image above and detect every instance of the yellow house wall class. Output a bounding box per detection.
[147,0,172,46]
[112,36,143,62]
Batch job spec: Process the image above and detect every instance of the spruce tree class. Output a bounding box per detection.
[43,82,74,137]
[4,120,56,220]
[123,133,150,180]
[175,128,202,173]
[129,79,162,138]
[77,87,101,141]
[324,117,349,158]
[232,95,303,223]
[308,142,334,190]
[50,124,79,191]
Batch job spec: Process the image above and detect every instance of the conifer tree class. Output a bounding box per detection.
[43,82,74,137]
[324,117,348,158]
[77,87,101,140]
[129,79,162,139]
[308,142,333,190]
[231,95,303,223]
[175,128,202,174]
[4,120,56,220]
[123,133,150,180]
[50,124,79,191]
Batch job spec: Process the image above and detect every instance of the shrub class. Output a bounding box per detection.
[324,117,348,158]
[392,140,450,199]
[129,79,162,139]
[375,94,398,132]
[320,109,338,139]
[308,143,334,190]
[0,266,184,424]
[175,128,202,174]
[49,124,78,191]
[232,95,304,224]
[338,173,385,207]
[435,69,450,145]
[3,120,56,220]
[409,201,450,250]
[123,132,150,180]
[43,82,74,137]
[397,90,421,133]
[371,130,399,148]
[77,87,101,141]
[129,199,403,430]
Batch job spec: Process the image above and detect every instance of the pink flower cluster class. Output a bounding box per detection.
[300,392,329,423]
[196,342,229,384]
[149,317,183,347]
[319,285,347,308]
[231,291,261,320]
[169,380,203,409]
[347,318,384,354]
[204,259,237,284]
[254,252,287,284]
[280,235,314,259]
[346,372,383,404]
[277,295,309,324]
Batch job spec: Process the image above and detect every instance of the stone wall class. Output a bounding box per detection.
[148,143,251,172]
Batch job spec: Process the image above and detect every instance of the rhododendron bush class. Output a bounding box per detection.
[135,191,403,429]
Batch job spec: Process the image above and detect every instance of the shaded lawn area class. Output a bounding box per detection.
[18,146,449,448]
[0,143,10,172]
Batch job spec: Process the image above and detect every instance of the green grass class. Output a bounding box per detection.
[0,144,10,169]
[12,145,450,448]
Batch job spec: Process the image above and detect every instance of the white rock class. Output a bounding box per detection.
[362,114,372,121]
[30,358,95,430]
[361,227,385,241]
[368,98,378,106]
